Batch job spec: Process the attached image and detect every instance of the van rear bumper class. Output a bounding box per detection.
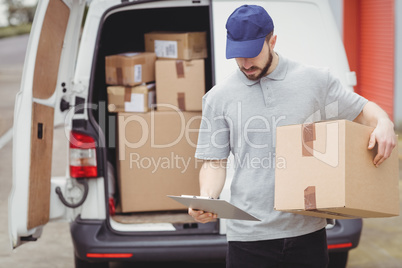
[70,217,228,263]
[70,217,361,263]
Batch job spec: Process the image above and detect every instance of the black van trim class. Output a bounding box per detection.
[71,218,228,263]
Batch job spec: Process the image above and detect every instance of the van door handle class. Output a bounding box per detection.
[37,123,43,139]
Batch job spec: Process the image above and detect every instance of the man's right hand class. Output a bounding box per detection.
[188,208,217,223]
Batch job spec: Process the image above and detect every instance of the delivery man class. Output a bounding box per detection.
[189,4,396,268]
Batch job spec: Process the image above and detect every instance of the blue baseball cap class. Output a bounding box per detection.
[226,5,274,59]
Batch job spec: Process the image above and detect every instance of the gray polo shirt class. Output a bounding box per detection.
[195,54,368,242]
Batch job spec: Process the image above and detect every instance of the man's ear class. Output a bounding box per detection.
[270,35,277,50]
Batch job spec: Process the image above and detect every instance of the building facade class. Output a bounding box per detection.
[329,0,402,130]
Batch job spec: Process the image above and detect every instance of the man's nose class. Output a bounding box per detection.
[241,58,253,69]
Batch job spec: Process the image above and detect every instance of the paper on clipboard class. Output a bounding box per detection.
[167,195,261,221]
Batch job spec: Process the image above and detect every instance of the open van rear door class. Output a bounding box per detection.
[8,0,86,249]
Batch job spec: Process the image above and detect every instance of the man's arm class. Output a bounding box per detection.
[353,101,396,167]
[188,159,227,223]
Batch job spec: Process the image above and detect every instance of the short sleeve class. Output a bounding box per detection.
[324,72,368,121]
[195,98,231,160]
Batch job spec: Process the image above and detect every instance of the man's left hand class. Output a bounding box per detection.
[368,118,396,167]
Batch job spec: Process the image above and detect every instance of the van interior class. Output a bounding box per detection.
[88,4,218,234]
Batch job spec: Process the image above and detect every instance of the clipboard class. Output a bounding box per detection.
[167,195,261,221]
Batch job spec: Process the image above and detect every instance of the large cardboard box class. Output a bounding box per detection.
[117,111,202,213]
[107,84,155,113]
[144,31,207,60]
[274,120,399,219]
[155,59,205,111]
[105,52,156,86]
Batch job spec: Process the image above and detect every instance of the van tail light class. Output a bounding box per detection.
[109,197,116,216]
[69,131,97,178]
[328,242,353,250]
[87,253,133,258]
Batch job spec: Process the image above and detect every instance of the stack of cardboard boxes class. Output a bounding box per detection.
[145,31,207,111]
[105,52,157,113]
[106,31,207,213]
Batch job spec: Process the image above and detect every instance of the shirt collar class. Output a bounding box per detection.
[266,53,288,81]
[237,53,288,86]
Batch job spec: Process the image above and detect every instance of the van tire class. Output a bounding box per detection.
[74,255,109,268]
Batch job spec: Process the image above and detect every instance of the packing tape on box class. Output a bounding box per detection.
[177,92,186,111]
[304,186,317,210]
[176,60,185,78]
[124,87,132,102]
[306,209,359,219]
[303,186,357,218]
[116,67,123,85]
[302,123,316,157]
[176,60,186,110]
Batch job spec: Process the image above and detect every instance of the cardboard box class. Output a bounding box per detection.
[144,31,207,60]
[155,59,205,111]
[107,84,156,113]
[274,120,399,219]
[105,52,156,86]
[117,111,202,213]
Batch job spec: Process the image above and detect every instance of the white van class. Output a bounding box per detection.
[9,0,362,267]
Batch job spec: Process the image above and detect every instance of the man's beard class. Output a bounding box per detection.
[240,50,273,81]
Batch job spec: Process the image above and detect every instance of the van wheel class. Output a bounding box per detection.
[328,252,348,268]
[74,255,109,268]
